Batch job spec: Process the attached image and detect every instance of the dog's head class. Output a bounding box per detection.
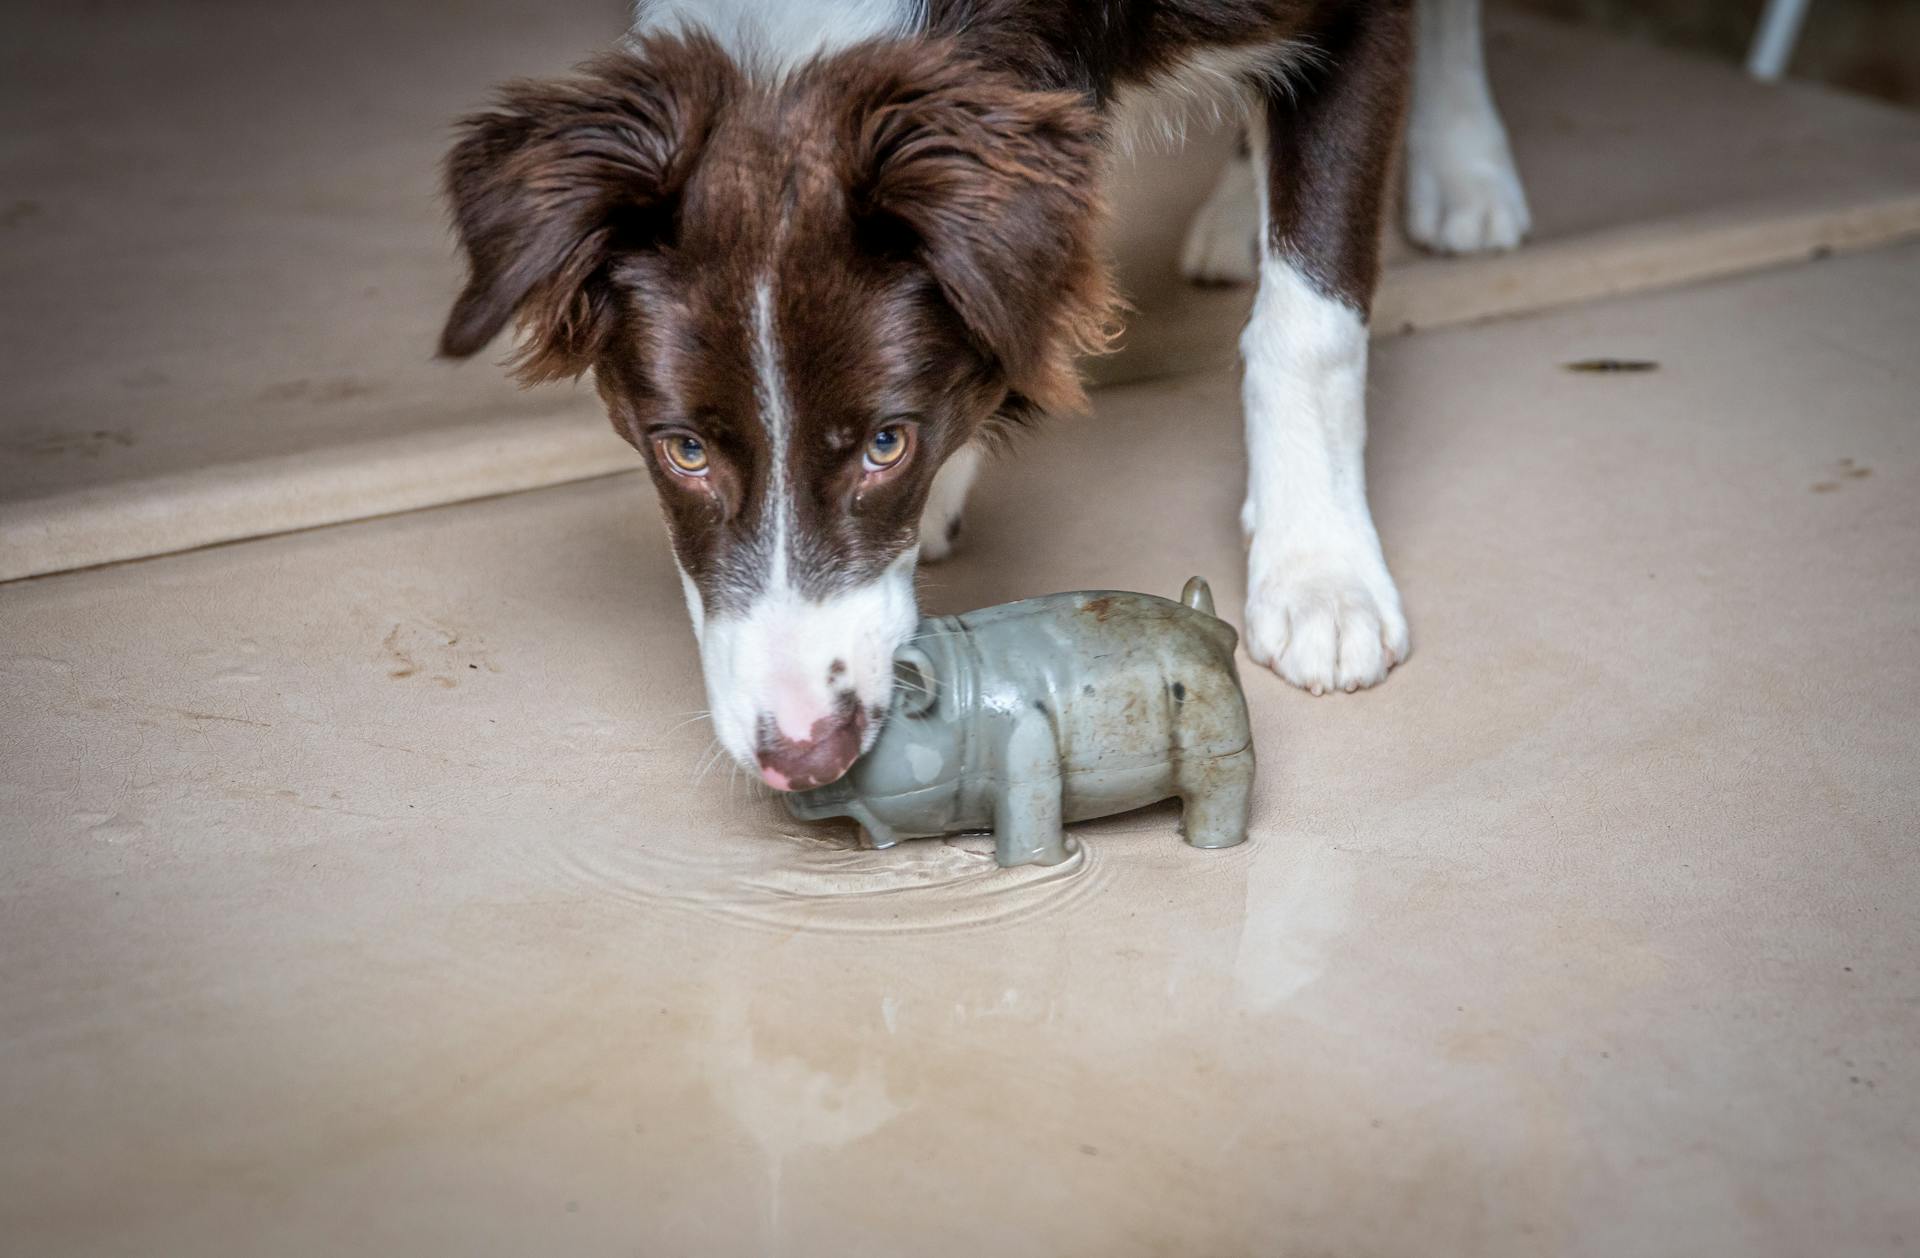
[440,32,1115,789]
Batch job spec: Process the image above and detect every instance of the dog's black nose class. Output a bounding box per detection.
[755,707,867,792]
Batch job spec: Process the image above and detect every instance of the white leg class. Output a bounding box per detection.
[917,441,983,563]
[1180,146,1261,287]
[1240,252,1409,694]
[1747,0,1811,80]
[1404,0,1531,254]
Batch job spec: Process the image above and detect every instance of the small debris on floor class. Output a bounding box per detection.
[1563,358,1660,372]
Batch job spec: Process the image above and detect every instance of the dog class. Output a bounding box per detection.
[438,0,1529,791]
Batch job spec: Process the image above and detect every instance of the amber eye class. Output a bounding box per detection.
[863,425,910,472]
[659,433,709,476]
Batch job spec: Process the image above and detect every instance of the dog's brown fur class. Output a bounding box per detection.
[442,31,1119,610]
[439,1,1415,780]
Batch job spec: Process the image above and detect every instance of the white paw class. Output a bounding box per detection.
[1244,551,1409,694]
[1180,154,1260,287]
[1405,111,1531,255]
[918,504,963,563]
[917,444,983,564]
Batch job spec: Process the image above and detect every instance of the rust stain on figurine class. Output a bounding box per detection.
[785,577,1256,868]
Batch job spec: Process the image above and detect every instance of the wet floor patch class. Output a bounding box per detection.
[547,806,1108,937]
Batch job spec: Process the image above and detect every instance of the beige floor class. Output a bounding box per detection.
[3,239,1916,1256]
[7,5,1920,581]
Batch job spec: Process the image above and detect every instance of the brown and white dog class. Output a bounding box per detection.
[439,0,1528,791]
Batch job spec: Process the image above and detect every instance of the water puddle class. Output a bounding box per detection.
[547,796,1106,936]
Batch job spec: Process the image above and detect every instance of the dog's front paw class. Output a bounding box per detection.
[1405,108,1531,255]
[1180,154,1260,287]
[917,444,983,564]
[918,505,964,563]
[1244,550,1409,694]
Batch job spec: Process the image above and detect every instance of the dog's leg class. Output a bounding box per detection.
[1240,9,1412,694]
[1180,134,1260,287]
[1405,0,1530,253]
[918,441,983,563]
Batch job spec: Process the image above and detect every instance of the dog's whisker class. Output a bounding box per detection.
[662,710,713,737]
[691,737,727,788]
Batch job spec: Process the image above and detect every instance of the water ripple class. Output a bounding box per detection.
[546,805,1106,937]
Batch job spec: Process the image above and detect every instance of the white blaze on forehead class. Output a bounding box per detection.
[631,0,923,68]
[751,279,794,592]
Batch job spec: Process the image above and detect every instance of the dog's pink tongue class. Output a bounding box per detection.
[759,766,792,792]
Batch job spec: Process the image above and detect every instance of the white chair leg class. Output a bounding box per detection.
[1748,0,1812,81]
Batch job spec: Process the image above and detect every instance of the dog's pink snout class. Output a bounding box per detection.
[755,708,867,792]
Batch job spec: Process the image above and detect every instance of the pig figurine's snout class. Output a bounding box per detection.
[784,784,903,850]
[781,784,844,820]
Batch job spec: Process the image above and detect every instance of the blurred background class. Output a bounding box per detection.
[1516,0,1920,104]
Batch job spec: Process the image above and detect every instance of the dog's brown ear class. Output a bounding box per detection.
[830,43,1120,415]
[439,34,738,382]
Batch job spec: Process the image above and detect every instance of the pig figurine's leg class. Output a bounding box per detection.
[1175,746,1256,850]
[992,710,1071,867]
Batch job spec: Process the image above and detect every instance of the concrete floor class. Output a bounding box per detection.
[3,240,1916,1256]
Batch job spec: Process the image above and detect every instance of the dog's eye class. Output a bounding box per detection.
[863,426,910,472]
[660,434,709,476]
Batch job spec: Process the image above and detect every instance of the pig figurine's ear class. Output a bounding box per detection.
[893,646,939,718]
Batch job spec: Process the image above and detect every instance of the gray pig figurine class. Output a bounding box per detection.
[784,577,1255,867]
